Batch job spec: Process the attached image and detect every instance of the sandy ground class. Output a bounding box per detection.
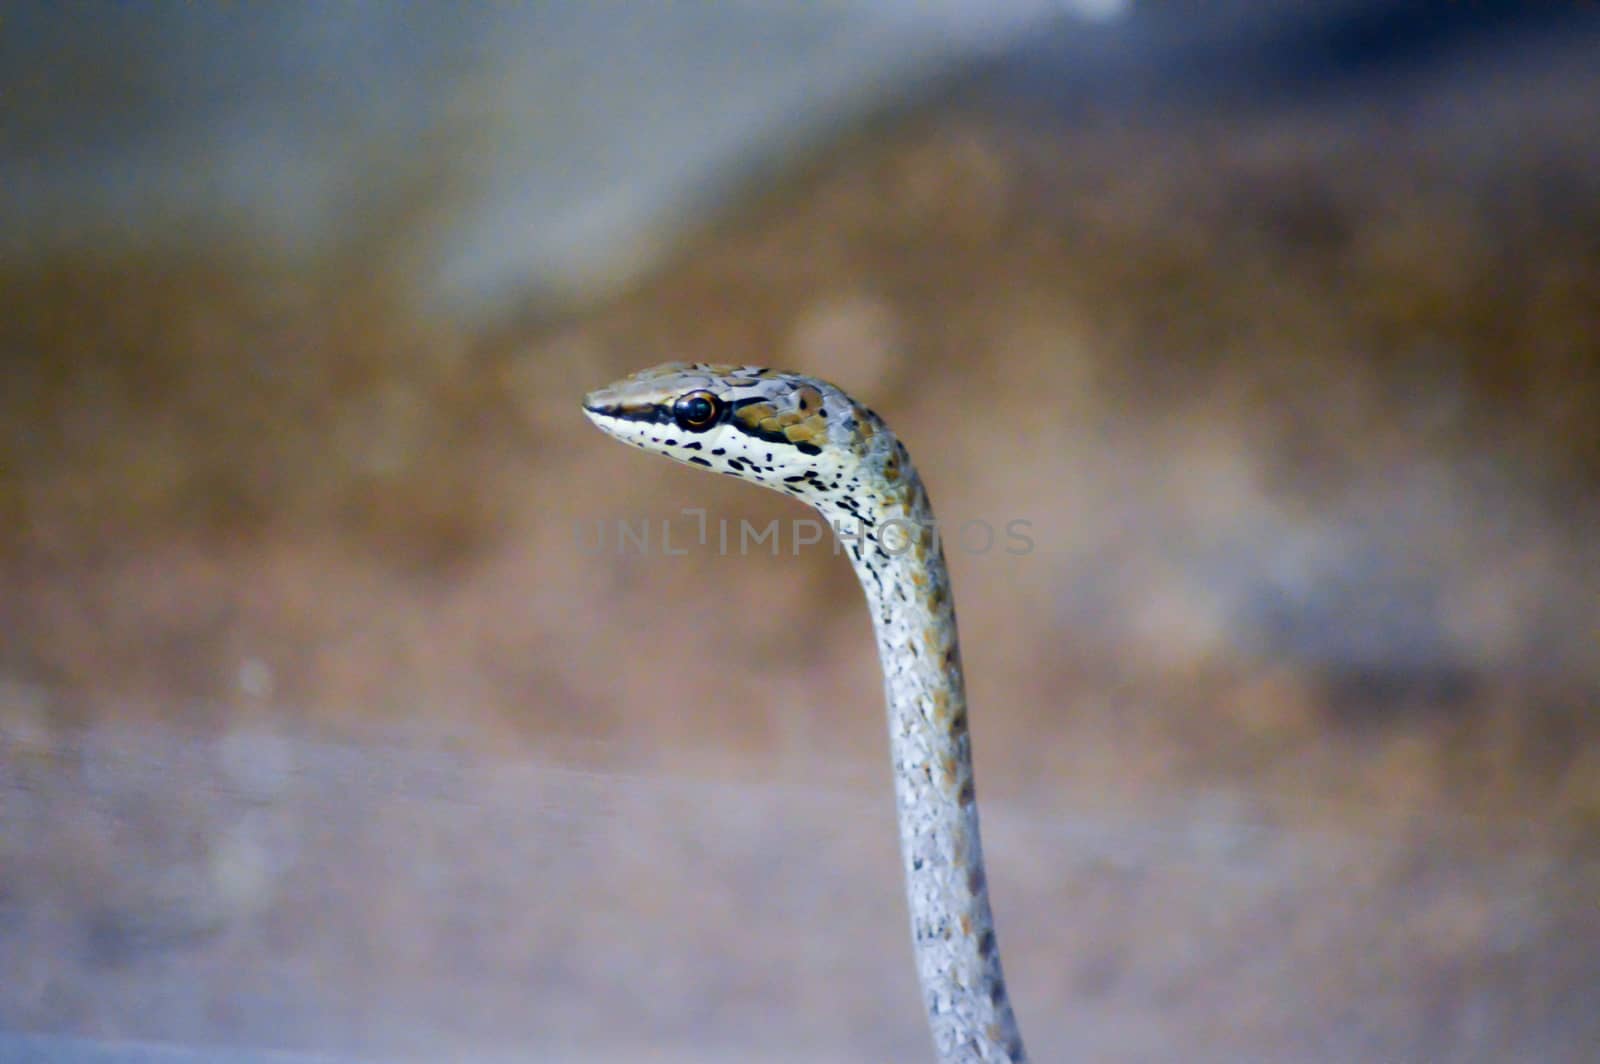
[3,47,1599,1063]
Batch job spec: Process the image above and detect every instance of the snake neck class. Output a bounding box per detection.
[580,364,1028,1061]
[811,447,1027,1064]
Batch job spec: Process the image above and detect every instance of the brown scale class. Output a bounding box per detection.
[939,752,960,788]
[733,385,831,447]
[849,402,880,444]
[696,362,782,382]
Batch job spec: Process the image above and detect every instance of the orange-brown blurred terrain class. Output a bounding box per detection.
[3,47,1599,1064]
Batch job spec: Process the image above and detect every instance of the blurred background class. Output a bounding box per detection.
[3,1,1599,1060]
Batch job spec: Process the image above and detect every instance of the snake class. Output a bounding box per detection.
[583,362,1027,1063]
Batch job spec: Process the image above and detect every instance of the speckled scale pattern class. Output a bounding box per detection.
[584,363,1027,1063]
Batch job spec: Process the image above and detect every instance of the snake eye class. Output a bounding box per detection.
[672,390,722,432]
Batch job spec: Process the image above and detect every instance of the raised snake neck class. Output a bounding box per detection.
[583,363,1026,1063]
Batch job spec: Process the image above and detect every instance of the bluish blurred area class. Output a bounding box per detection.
[7,1,1594,309]
[2,0,1116,307]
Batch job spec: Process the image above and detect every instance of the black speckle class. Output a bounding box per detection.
[796,442,821,456]
[912,857,924,871]
[663,438,678,446]
[958,779,975,807]
[687,456,712,467]
[711,448,726,456]
[967,865,986,895]
[683,441,702,450]
[783,475,806,483]
[978,929,996,958]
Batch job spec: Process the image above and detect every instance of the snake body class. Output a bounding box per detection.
[583,363,1026,1063]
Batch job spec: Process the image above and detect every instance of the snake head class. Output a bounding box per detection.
[583,362,883,497]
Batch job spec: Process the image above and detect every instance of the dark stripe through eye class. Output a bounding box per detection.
[587,402,673,425]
